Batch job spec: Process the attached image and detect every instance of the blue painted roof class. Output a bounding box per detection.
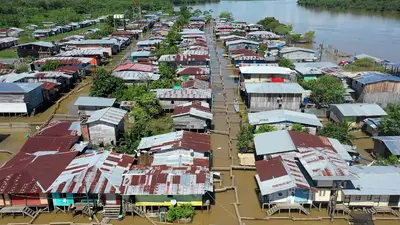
[0,83,42,93]
[355,72,400,85]
[190,17,205,21]
[131,51,151,57]
[373,136,400,156]
[74,97,116,107]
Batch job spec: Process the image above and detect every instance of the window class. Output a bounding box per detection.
[171,101,174,104]
[278,192,283,197]
[167,195,173,198]
[355,196,361,201]
[319,191,325,196]
[366,195,372,201]
[374,196,380,202]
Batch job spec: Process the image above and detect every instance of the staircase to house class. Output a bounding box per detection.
[390,209,400,217]
[103,205,121,219]
[82,205,92,217]
[22,207,36,218]
[122,202,157,225]
[266,205,279,216]
[364,207,377,215]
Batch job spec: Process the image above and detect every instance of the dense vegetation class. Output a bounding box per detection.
[344,57,385,72]
[317,122,353,145]
[299,75,345,105]
[167,204,195,222]
[297,0,400,12]
[380,104,400,136]
[257,17,293,35]
[0,0,219,28]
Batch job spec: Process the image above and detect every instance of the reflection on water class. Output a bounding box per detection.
[188,0,400,61]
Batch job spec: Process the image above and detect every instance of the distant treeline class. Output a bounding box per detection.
[0,0,219,28]
[297,0,400,11]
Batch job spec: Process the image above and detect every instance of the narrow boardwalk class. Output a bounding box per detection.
[206,23,242,168]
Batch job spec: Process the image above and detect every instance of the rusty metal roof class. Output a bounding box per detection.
[0,151,78,194]
[255,155,315,196]
[138,130,211,153]
[33,57,92,65]
[122,165,213,195]
[177,67,210,75]
[20,136,79,153]
[181,79,210,89]
[47,151,135,194]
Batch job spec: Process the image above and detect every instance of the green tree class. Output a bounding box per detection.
[219,11,233,21]
[317,122,353,145]
[300,75,345,105]
[167,204,194,222]
[302,31,315,42]
[291,124,310,133]
[90,68,126,98]
[376,154,399,165]
[40,61,61,71]
[236,123,254,151]
[379,104,400,136]
[278,57,294,68]
[274,24,290,35]
[255,124,276,134]
[344,57,385,72]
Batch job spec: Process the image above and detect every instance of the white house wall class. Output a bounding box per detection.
[88,121,117,145]
[282,52,315,62]
[345,195,390,207]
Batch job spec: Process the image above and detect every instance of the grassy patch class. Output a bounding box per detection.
[0,48,18,58]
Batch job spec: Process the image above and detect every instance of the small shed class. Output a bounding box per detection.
[0,83,43,115]
[373,136,400,159]
[329,103,387,127]
[74,97,116,116]
[172,101,213,132]
[83,107,127,146]
[131,51,151,62]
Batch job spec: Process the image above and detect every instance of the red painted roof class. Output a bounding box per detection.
[181,131,211,153]
[114,63,154,72]
[36,120,79,137]
[288,131,334,150]
[177,67,209,75]
[173,101,211,116]
[40,81,57,90]
[181,79,211,89]
[0,151,78,194]
[20,136,79,153]
[230,49,255,55]
[255,156,288,182]
[176,54,210,62]
[53,66,80,75]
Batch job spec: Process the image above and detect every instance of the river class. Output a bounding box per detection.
[186,0,400,62]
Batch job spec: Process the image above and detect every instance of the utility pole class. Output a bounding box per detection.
[133,0,141,19]
[318,43,324,62]
[328,182,343,223]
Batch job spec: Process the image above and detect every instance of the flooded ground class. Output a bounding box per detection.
[0,127,35,165]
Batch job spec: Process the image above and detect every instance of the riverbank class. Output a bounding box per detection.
[297,0,400,12]
[188,0,400,62]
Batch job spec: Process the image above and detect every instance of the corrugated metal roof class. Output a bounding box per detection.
[280,47,315,54]
[74,97,116,107]
[181,79,210,89]
[112,71,160,81]
[114,63,154,72]
[18,41,54,48]
[48,151,134,194]
[122,165,213,195]
[239,66,293,75]
[225,39,259,46]
[354,54,383,62]
[0,151,78,194]
[0,103,27,113]
[36,120,80,137]
[138,131,211,153]
[353,72,400,84]
[20,135,79,153]
[176,54,210,62]
[158,54,176,62]
[255,155,314,196]
[373,136,400,156]
[0,73,28,83]
[244,82,304,94]
[330,104,387,117]
[179,29,205,35]
[66,39,117,45]
[254,130,296,156]
[87,107,127,125]
[136,40,162,46]
[131,51,151,57]
[177,67,210,75]
[327,138,353,161]
[172,101,213,120]
[296,147,358,181]
[343,166,400,195]
[151,151,209,167]
[0,37,18,43]
[0,82,42,93]
[153,88,212,99]
[248,110,322,127]
[56,48,108,57]
[33,57,92,65]
[219,35,247,40]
